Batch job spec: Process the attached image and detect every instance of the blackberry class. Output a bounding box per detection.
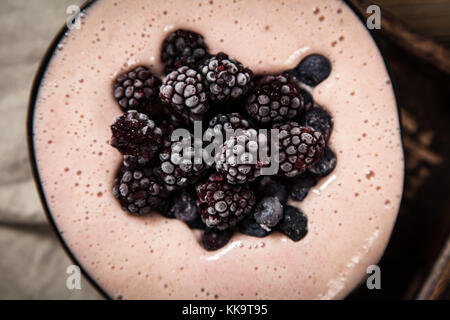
[253,197,284,229]
[161,29,209,73]
[308,146,337,177]
[290,54,331,86]
[238,215,270,238]
[154,134,207,191]
[168,189,199,222]
[245,74,304,125]
[159,66,208,124]
[289,172,317,201]
[203,113,250,165]
[196,173,256,230]
[277,205,308,241]
[112,164,169,215]
[205,113,250,139]
[199,52,252,103]
[299,106,332,141]
[113,66,162,115]
[273,122,325,178]
[202,228,233,251]
[110,110,163,165]
[255,176,289,204]
[215,129,270,184]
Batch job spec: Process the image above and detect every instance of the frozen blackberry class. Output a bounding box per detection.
[203,113,250,165]
[205,113,250,139]
[245,74,304,125]
[299,106,333,141]
[159,66,208,124]
[290,54,331,86]
[113,66,162,115]
[112,164,169,215]
[308,146,337,177]
[273,121,326,178]
[215,129,270,184]
[196,173,256,230]
[199,52,252,103]
[110,110,163,165]
[154,134,207,191]
[202,228,233,251]
[168,189,199,222]
[255,176,289,204]
[289,172,317,201]
[238,215,270,238]
[253,197,284,229]
[161,29,209,73]
[277,205,308,241]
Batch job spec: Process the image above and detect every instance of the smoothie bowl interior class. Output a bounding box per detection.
[28,0,404,299]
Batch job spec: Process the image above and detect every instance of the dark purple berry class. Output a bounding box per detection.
[308,146,337,177]
[291,54,331,86]
[253,197,284,228]
[256,176,289,204]
[168,189,199,222]
[299,106,332,142]
[113,66,162,115]
[300,88,313,111]
[199,52,253,103]
[186,215,207,230]
[159,66,209,124]
[238,216,270,238]
[110,110,163,165]
[196,173,256,230]
[277,205,308,241]
[289,173,317,201]
[273,122,326,178]
[112,164,169,215]
[215,129,270,184]
[153,134,208,191]
[245,74,304,125]
[202,228,233,251]
[161,29,209,73]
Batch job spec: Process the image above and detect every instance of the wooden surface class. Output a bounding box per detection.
[349,0,450,74]
[374,0,450,47]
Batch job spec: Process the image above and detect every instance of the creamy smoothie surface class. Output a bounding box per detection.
[32,0,404,299]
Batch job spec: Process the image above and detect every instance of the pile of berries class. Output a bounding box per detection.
[109,29,336,250]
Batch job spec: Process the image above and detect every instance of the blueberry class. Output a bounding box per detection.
[253,197,284,228]
[277,205,308,241]
[256,176,289,204]
[202,228,233,251]
[157,199,174,218]
[300,88,314,111]
[299,106,332,141]
[238,216,270,238]
[186,215,206,230]
[291,54,331,86]
[168,189,198,221]
[308,146,337,177]
[289,173,317,201]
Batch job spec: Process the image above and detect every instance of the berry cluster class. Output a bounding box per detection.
[109,29,336,251]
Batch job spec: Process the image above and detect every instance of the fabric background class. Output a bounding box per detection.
[0,0,102,299]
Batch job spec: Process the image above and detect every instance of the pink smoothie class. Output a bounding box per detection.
[32,0,404,299]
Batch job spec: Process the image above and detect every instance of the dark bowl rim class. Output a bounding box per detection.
[26,0,405,300]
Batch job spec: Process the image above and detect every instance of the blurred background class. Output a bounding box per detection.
[0,0,448,299]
